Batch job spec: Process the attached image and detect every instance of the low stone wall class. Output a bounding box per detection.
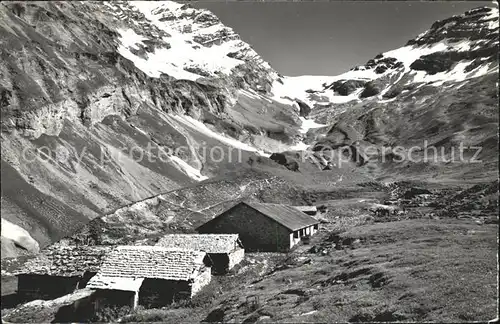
[191,266,211,297]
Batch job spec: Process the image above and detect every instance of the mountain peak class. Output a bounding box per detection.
[272,6,498,106]
[409,6,498,46]
[99,0,278,86]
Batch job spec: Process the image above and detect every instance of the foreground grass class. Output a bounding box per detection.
[119,219,497,323]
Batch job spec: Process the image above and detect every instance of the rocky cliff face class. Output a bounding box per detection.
[272,7,498,107]
[0,2,498,258]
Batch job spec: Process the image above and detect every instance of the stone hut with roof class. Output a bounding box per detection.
[155,234,244,274]
[15,245,112,301]
[86,246,211,309]
[196,201,320,252]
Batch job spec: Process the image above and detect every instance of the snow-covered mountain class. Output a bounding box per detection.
[274,6,499,108]
[0,1,498,257]
[273,6,499,180]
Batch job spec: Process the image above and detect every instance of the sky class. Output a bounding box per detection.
[191,1,495,76]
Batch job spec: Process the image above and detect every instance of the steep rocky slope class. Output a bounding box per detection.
[1,2,498,258]
[0,1,301,257]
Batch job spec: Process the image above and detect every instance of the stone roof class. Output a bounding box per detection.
[86,276,144,292]
[155,234,242,254]
[244,202,319,231]
[16,245,113,277]
[95,246,207,282]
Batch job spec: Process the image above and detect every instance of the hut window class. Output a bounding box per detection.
[293,231,299,238]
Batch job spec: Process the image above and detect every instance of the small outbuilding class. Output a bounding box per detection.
[292,206,318,216]
[155,234,244,274]
[196,201,320,252]
[15,245,112,301]
[86,246,211,309]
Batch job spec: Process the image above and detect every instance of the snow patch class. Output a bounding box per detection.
[378,97,397,103]
[118,28,147,49]
[288,141,310,151]
[171,115,270,157]
[131,125,149,136]
[272,75,366,107]
[1,218,40,253]
[169,156,208,181]
[482,7,500,30]
[239,89,261,101]
[271,75,336,106]
[299,117,327,134]
[451,40,473,52]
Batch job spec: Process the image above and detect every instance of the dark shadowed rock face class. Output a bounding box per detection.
[326,80,367,96]
[269,153,300,172]
[410,46,498,75]
[410,55,455,75]
[407,7,498,46]
[359,82,381,98]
